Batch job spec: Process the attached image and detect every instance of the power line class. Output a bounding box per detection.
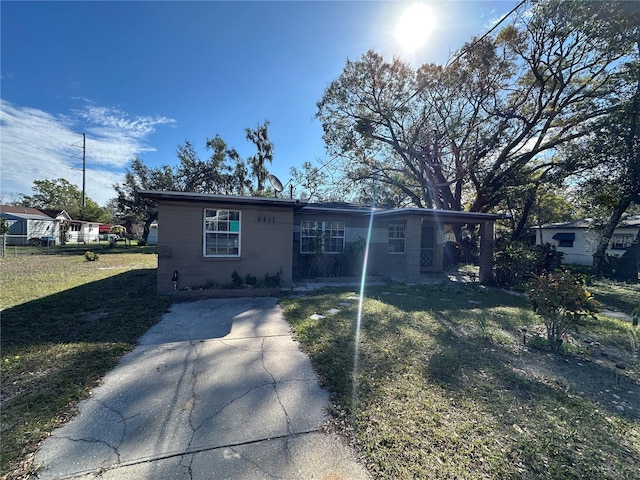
[399,0,528,110]
[0,145,28,157]
[1,129,71,155]
[1,115,81,149]
[445,0,527,69]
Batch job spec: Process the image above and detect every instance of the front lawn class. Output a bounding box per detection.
[0,252,170,478]
[280,282,640,479]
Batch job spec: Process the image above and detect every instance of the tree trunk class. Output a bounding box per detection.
[592,198,632,276]
[142,212,158,242]
[511,189,537,242]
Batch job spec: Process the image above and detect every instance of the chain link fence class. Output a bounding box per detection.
[0,234,122,257]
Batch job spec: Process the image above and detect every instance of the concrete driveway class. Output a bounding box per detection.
[34,297,369,479]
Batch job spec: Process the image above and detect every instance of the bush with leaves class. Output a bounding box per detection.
[231,271,244,288]
[493,241,563,288]
[84,251,99,262]
[264,271,282,288]
[528,271,600,352]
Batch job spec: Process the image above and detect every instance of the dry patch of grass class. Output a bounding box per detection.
[281,283,640,480]
[0,253,170,478]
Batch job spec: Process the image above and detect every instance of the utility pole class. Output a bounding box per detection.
[81,133,86,209]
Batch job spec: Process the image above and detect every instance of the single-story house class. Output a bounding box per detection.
[0,205,61,245]
[65,220,101,243]
[536,216,640,265]
[139,190,501,294]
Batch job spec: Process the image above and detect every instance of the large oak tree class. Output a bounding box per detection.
[316,0,637,240]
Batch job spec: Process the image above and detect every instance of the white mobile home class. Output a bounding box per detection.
[537,217,640,265]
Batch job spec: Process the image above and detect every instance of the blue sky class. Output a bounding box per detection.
[1,1,517,206]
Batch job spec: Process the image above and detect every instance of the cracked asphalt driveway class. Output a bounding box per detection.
[34,297,370,480]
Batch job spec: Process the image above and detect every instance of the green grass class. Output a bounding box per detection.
[0,252,170,478]
[281,283,640,480]
[2,254,637,479]
[589,280,640,314]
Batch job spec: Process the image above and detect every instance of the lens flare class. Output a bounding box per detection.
[395,3,433,53]
[352,188,377,420]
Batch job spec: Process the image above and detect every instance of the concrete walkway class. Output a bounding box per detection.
[34,297,370,479]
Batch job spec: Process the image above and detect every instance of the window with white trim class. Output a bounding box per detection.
[388,224,406,253]
[300,221,345,254]
[204,209,240,257]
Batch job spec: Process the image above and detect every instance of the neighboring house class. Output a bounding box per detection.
[65,220,100,243]
[39,209,73,244]
[536,216,640,265]
[0,205,61,245]
[147,222,158,245]
[139,190,501,293]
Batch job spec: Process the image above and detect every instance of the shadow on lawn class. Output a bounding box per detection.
[1,268,170,476]
[419,328,640,477]
[1,268,169,348]
[367,283,529,313]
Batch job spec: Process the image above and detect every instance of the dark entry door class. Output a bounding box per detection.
[420,225,434,270]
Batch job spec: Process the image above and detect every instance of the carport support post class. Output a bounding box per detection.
[478,221,495,284]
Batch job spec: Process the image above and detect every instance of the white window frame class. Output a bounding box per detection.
[300,221,345,254]
[388,224,406,254]
[203,209,241,257]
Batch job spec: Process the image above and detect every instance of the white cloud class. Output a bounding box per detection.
[0,99,175,206]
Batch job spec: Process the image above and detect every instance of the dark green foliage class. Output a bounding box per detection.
[529,271,600,352]
[19,178,111,223]
[231,270,243,288]
[338,237,366,276]
[493,242,564,288]
[599,253,621,279]
[245,121,274,194]
[264,271,282,288]
[244,273,257,287]
[443,241,462,270]
[458,229,480,265]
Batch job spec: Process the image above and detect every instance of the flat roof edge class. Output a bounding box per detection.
[138,190,306,208]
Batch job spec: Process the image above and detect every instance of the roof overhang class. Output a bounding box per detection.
[552,232,576,241]
[299,205,503,222]
[298,205,374,215]
[138,190,307,209]
[1,212,54,221]
[373,208,502,223]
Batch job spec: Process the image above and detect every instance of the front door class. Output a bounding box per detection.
[420,225,434,271]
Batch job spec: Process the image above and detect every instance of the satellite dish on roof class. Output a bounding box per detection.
[268,174,284,196]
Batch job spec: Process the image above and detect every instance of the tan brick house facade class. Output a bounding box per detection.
[140,191,500,293]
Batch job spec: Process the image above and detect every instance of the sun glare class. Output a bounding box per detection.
[395,3,434,53]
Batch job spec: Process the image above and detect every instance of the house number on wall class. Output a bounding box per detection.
[257,216,276,223]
